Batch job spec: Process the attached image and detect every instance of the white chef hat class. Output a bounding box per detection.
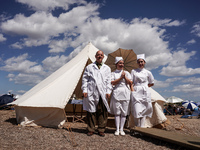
[137,54,146,62]
[115,56,123,64]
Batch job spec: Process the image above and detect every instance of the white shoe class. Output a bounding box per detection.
[120,130,125,136]
[114,130,119,136]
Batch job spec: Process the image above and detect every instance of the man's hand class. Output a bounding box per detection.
[83,93,88,98]
[106,94,111,99]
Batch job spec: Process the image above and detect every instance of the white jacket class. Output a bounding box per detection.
[81,62,112,113]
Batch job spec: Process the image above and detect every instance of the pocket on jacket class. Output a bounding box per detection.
[87,83,94,96]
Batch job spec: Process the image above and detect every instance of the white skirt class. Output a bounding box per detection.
[110,97,130,116]
[130,89,153,118]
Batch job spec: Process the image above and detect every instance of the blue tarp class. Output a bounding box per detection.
[0,94,14,106]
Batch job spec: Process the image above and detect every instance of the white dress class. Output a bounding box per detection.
[130,68,154,118]
[110,70,131,116]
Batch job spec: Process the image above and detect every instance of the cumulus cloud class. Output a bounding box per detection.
[1,3,99,49]
[1,1,185,73]
[1,0,199,89]
[0,33,6,42]
[187,39,196,45]
[182,77,200,84]
[0,53,44,75]
[191,21,200,37]
[16,0,87,11]
[1,2,179,70]
[160,50,200,76]
[42,55,69,73]
[131,18,185,27]
[1,52,76,86]
[153,80,170,88]
[17,90,26,94]
[8,73,43,86]
[172,84,200,98]
[153,77,183,89]
[165,77,183,83]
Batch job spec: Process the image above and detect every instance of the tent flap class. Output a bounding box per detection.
[15,106,66,128]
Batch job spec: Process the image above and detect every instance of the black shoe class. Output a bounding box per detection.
[98,132,105,137]
[87,131,94,136]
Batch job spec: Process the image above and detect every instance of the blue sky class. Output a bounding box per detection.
[0,0,200,102]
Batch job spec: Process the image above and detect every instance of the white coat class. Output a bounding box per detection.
[81,62,112,113]
[130,68,154,118]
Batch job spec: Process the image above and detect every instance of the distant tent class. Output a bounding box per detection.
[9,42,105,128]
[9,43,168,128]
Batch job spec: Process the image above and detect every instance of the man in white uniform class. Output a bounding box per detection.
[82,50,112,137]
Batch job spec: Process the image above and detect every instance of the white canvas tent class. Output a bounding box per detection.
[10,42,168,128]
[9,42,105,128]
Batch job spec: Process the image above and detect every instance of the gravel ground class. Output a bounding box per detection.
[0,110,199,150]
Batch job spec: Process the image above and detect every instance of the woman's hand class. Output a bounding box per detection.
[148,83,154,87]
[121,70,125,78]
[130,83,134,91]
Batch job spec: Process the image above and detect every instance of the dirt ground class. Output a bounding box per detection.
[0,110,199,150]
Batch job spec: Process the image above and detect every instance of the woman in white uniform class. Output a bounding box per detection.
[110,57,132,135]
[130,54,154,128]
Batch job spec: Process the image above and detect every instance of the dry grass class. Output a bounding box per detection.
[0,110,199,150]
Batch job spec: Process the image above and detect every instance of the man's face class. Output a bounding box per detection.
[95,51,104,64]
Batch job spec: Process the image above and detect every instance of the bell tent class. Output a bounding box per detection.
[9,42,106,128]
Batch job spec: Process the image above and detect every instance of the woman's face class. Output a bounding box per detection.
[137,58,145,69]
[116,60,124,70]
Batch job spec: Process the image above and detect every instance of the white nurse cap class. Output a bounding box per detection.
[115,57,123,64]
[137,54,146,62]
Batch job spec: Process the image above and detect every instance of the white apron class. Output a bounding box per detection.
[130,68,154,118]
[110,70,131,116]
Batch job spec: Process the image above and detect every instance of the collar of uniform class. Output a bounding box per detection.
[95,61,103,66]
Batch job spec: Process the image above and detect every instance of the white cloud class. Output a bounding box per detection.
[153,80,170,88]
[0,53,44,75]
[160,50,200,76]
[1,50,82,86]
[165,77,183,83]
[16,0,87,11]
[2,1,199,88]
[131,18,185,27]
[0,1,185,73]
[171,83,200,100]
[17,90,26,94]
[191,21,200,37]
[11,73,43,86]
[0,33,6,42]
[42,55,69,73]
[182,77,200,84]
[153,77,183,89]
[187,39,196,45]
[48,39,70,53]
[1,3,99,49]
[72,17,174,70]
[172,84,200,94]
